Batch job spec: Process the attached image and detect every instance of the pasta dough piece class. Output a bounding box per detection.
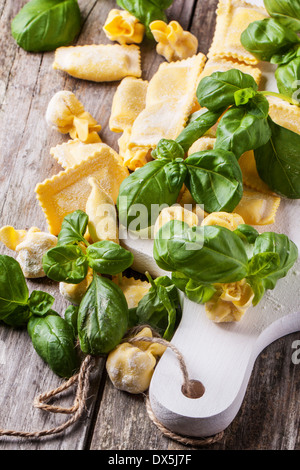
[112,276,151,309]
[150,20,198,62]
[234,187,281,225]
[86,177,119,244]
[0,227,57,278]
[103,9,145,45]
[106,327,166,394]
[50,139,123,169]
[197,57,262,86]
[205,279,254,322]
[238,150,274,194]
[267,96,300,135]
[187,136,216,156]
[109,77,148,133]
[60,268,94,305]
[201,211,245,231]
[125,53,206,170]
[46,91,101,143]
[208,0,268,65]
[53,44,142,82]
[35,145,129,235]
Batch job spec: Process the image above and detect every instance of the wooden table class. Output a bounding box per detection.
[0,0,299,451]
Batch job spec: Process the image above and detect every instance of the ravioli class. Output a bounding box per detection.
[53,44,142,82]
[208,0,268,65]
[35,145,129,235]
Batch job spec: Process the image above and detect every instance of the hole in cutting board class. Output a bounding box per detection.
[181,379,205,399]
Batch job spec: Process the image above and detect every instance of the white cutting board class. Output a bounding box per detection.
[120,0,300,436]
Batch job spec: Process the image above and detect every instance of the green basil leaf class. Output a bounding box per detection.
[234,224,259,258]
[64,305,78,338]
[251,232,298,290]
[234,87,257,106]
[240,18,300,62]
[176,109,222,152]
[244,93,270,119]
[0,255,29,319]
[2,305,31,328]
[247,252,281,278]
[136,274,181,341]
[86,241,134,275]
[153,220,189,272]
[78,275,129,355]
[196,69,258,112]
[43,245,88,284]
[254,117,300,198]
[184,149,243,213]
[117,159,186,230]
[28,290,55,316]
[275,56,300,100]
[152,139,185,160]
[28,312,79,378]
[271,45,300,65]
[264,0,300,32]
[57,210,89,247]
[117,0,173,38]
[184,279,216,304]
[154,221,249,283]
[215,107,272,159]
[11,0,82,52]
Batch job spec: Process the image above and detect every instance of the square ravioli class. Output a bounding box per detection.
[124,53,206,170]
[53,44,141,82]
[36,145,129,235]
[208,0,268,65]
[198,58,262,86]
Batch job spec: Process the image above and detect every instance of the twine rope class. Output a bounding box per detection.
[0,333,224,446]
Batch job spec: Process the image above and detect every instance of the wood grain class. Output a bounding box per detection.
[0,0,299,451]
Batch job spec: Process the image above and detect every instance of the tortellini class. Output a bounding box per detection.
[106,327,166,394]
[154,205,199,236]
[0,226,57,278]
[85,177,119,244]
[205,279,254,323]
[150,20,198,62]
[112,275,151,309]
[46,91,101,143]
[103,9,145,45]
[59,268,94,305]
[201,211,245,231]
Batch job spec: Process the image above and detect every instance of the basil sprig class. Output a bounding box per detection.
[153,220,298,307]
[11,0,82,52]
[43,210,134,283]
[241,1,300,101]
[118,68,300,231]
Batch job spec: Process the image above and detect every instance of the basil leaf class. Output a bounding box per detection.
[78,275,128,355]
[57,210,89,246]
[153,220,189,272]
[136,274,181,341]
[64,305,78,338]
[196,69,258,112]
[86,240,134,275]
[1,305,31,328]
[184,149,243,213]
[234,87,257,106]
[264,0,300,32]
[154,222,249,284]
[234,224,259,258]
[271,45,300,65]
[152,139,185,160]
[11,0,82,52]
[275,56,300,100]
[247,232,298,305]
[0,255,29,319]
[28,312,79,378]
[117,159,187,230]
[184,279,216,304]
[254,117,300,198]
[175,109,222,152]
[43,245,88,284]
[28,290,55,316]
[240,18,300,62]
[215,107,272,159]
[117,0,173,38]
